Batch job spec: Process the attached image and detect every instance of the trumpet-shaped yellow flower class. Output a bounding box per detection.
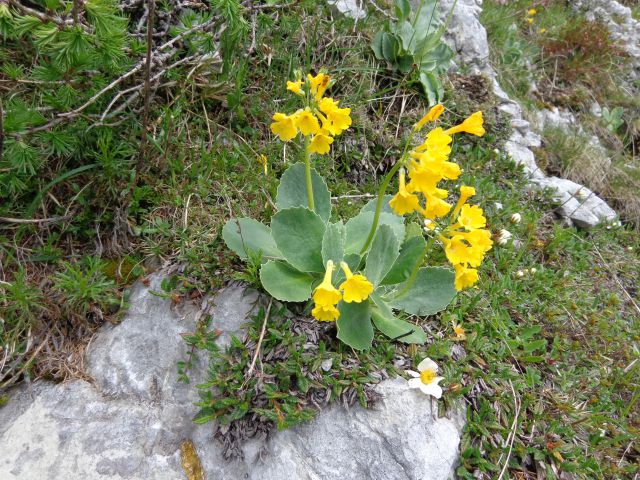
[389,168,421,215]
[454,264,479,291]
[287,79,304,96]
[339,262,373,303]
[451,185,476,218]
[294,108,320,136]
[270,112,298,141]
[312,303,340,322]
[308,129,334,154]
[445,111,485,137]
[456,204,487,231]
[307,73,331,100]
[421,195,452,220]
[318,97,352,135]
[313,260,341,306]
[415,104,445,131]
[442,235,484,267]
[463,228,493,254]
[415,127,453,155]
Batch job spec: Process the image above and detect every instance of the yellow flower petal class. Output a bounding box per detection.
[445,111,485,137]
[270,112,298,141]
[456,204,487,231]
[294,109,320,136]
[339,262,373,303]
[313,260,341,306]
[308,130,334,154]
[454,264,479,291]
[286,79,304,96]
[415,104,445,131]
[312,303,340,321]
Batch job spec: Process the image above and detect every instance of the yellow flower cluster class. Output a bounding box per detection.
[388,106,492,291]
[440,186,493,291]
[270,73,352,155]
[311,261,373,321]
[526,8,536,24]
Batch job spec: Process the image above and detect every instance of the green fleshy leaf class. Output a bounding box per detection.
[271,207,326,273]
[259,260,315,302]
[364,224,400,287]
[370,292,427,344]
[344,211,405,254]
[336,300,373,350]
[321,221,345,267]
[276,162,331,223]
[222,218,282,261]
[381,235,426,285]
[390,267,457,316]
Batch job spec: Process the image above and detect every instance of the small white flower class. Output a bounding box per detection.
[510,213,522,224]
[627,246,634,252]
[516,270,525,278]
[530,267,537,274]
[406,357,444,399]
[497,229,512,246]
[575,188,587,200]
[493,148,500,155]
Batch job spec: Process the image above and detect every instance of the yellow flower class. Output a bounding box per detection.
[286,79,304,96]
[406,358,444,398]
[464,228,493,254]
[318,97,352,135]
[539,28,546,33]
[420,194,452,220]
[308,129,334,154]
[452,320,466,340]
[527,8,537,16]
[313,260,341,306]
[526,17,534,23]
[415,104,445,131]
[294,108,320,136]
[312,303,340,322]
[454,264,479,291]
[451,185,476,218]
[456,204,487,231]
[445,112,485,137]
[389,168,421,215]
[442,235,484,267]
[339,262,373,303]
[307,72,331,100]
[257,154,268,175]
[415,127,453,154]
[270,112,298,141]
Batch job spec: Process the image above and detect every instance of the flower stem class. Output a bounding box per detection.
[303,136,315,212]
[358,134,415,256]
[393,235,437,299]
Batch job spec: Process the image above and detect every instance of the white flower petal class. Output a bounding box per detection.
[419,382,443,399]
[417,357,438,373]
[406,370,420,378]
[407,378,423,389]
[433,376,445,385]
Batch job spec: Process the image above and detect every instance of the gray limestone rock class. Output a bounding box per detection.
[0,275,466,479]
[533,176,618,228]
[327,0,366,20]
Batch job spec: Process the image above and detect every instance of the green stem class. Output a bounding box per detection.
[358,133,415,256]
[393,235,437,299]
[303,136,315,212]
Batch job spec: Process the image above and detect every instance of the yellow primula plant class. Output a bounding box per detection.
[223,72,491,350]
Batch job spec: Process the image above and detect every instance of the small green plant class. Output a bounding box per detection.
[371,0,457,104]
[222,72,492,351]
[602,106,625,132]
[52,256,119,316]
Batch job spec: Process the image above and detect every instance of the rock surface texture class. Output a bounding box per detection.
[0,275,465,479]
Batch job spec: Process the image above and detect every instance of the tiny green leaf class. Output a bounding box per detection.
[259,260,315,302]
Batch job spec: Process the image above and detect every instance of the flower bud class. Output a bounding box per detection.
[510,213,522,224]
[496,229,512,246]
[516,270,525,278]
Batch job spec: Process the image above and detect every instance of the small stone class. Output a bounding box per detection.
[320,358,333,371]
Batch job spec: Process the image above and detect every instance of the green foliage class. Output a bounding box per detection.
[602,106,624,132]
[224,163,458,351]
[52,257,119,315]
[276,163,332,223]
[371,0,456,104]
